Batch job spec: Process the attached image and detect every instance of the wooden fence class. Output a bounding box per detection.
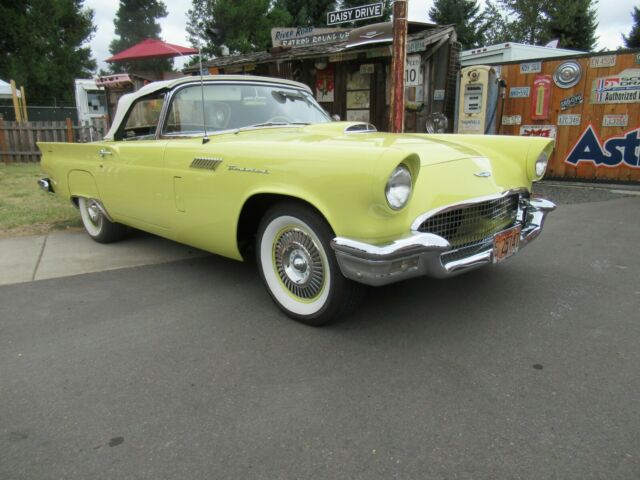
[0,117,108,163]
[497,50,640,182]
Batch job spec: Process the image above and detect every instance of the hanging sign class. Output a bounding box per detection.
[531,75,552,120]
[591,69,640,104]
[509,86,530,98]
[271,27,349,47]
[557,114,581,126]
[590,55,616,68]
[566,125,640,168]
[520,125,557,139]
[327,2,383,25]
[520,62,542,74]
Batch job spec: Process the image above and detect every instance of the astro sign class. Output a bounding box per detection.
[566,125,640,168]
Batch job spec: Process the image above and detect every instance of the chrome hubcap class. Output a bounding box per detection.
[274,228,324,299]
[87,201,101,224]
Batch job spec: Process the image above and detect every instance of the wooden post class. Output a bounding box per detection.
[20,86,28,122]
[10,80,22,123]
[389,0,408,133]
[66,118,74,143]
[0,117,9,164]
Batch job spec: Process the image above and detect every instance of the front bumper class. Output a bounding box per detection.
[331,196,556,287]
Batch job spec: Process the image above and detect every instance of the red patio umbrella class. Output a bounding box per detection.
[106,38,199,63]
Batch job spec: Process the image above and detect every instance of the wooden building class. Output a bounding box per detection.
[494,50,640,182]
[185,22,459,133]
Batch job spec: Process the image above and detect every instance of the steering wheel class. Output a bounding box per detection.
[266,116,291,124]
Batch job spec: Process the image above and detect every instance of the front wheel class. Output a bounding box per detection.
[78,197,126,243]
[256,203,364,326]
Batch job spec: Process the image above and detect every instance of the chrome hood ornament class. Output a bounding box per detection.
[474,171,492,178]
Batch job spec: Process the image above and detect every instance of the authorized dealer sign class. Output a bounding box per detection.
[327,2,384,25]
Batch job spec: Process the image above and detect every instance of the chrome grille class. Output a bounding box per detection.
[417,194,520,260]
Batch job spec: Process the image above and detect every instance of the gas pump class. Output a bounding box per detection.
[455,66,501,135]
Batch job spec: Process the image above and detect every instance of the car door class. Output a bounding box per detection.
[95,92,172,233]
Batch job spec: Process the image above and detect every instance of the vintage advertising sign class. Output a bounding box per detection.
[520,125,557,139]
[501,115,522,126]
[520,62,542,74]
[591,69,640,104]
[557,114,581,126]
[602,114,629,127]
[590,55,616,68]
[560,93,583,110]
[315,65,334,102]
[566,125,640,168]
[327,2,383,25]
[405,55,422,87]
[531,75,552,120]
[271,27,349,47]
[509,86,530,98]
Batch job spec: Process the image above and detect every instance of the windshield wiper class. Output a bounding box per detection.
[240,121,311,130]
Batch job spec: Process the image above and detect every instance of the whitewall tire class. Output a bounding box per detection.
[78,197,126,244]
[256,203,364,326]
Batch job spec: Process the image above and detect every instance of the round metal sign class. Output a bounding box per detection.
[553,61,582,88]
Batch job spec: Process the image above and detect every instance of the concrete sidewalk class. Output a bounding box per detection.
[0,230,209,286]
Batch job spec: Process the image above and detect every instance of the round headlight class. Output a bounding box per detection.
[535,152,549,178]
[385,164,412,210]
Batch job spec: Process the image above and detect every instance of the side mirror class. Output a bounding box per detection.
[331,114,341,122]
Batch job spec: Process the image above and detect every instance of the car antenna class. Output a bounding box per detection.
[199,48,209,144]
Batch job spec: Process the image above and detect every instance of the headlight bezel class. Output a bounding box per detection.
[385,164,413,210]
[534,151,549,180]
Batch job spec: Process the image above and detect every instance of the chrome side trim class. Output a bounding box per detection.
[410,188,528,232]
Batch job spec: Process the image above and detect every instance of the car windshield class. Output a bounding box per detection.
[164,83,331,135]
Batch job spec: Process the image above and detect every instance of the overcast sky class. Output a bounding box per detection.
[85,0,639,71]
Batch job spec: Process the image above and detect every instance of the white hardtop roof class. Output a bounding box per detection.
[461,42,584,58]
[105,75,312,141]
[0,79,21,98]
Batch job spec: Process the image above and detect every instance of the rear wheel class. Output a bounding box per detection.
[256,203,364,326]
[78,197,126,243]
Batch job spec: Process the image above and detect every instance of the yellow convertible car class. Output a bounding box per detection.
[38,75,555,325]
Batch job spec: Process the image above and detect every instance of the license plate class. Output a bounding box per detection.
[493,225,522,263]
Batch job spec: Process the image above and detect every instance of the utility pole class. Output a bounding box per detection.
[389,0,408,133]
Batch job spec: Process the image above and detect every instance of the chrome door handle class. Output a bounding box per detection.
[99,149,112,157]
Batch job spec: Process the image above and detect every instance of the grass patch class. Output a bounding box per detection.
[0,163,81,238]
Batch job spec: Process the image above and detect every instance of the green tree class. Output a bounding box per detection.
[274,0,337,26]
[498,0,552,45]
[428,0,485,49]
[623,6,640,48]
[108,0,173,75]
[546,0,597,51]
[480,0,514,45]
[187,0,291,56]
[0,0,96,103]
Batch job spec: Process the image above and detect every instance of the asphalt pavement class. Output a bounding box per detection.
[1,184,639,479]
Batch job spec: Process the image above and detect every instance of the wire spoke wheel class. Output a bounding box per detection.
[273,227,325,300]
